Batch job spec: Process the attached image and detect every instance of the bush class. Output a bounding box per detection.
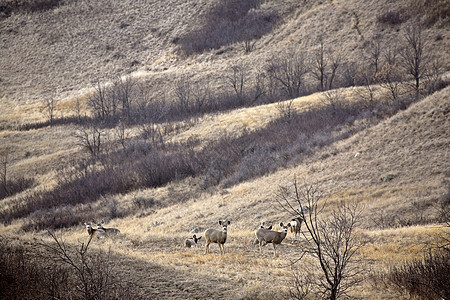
[377,10,406,25]
[387,251,450,299]
[0,234,144,299]
[179,0,279,55]
[0,176,34,200]
[0,0,63,18]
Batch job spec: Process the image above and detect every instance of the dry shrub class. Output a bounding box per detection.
[386,250,450,299]
[0,0,63,18]
[179,0,279,55]
[377,9,407,25]
[0,234,144,299]
[409,0,450,26]
[0,176,34,200]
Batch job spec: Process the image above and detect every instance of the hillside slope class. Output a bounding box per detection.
[0,0,449,298]
[1,0,448,104]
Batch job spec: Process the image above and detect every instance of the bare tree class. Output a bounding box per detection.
[376,62,403,105]
[310,38,342,91]
[354,67,377,110]
[367,34,383,75]
[251,69,267,103]
[322,89,345,112]
[400,26,430,97]
[0,149,9,195]
[277,179,365,299]
[267,51,309,99]
[277,99,296,121]
[88,80,116,121]
[424,58,444,94]
[226,63,247,104]
[41,95,58,126]
[112,76,135,121]
[173,78,192,113]
[311,37,327,92]
[41,231,142,299]
[74,123,105,157]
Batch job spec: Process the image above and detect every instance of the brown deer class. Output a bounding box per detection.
[204,220,230,255]
[185,234,202,247]
[255,222,291,256]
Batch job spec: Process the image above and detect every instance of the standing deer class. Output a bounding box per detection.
[255,222,291,256]
[290,216,304,241]
[204,220,230,255]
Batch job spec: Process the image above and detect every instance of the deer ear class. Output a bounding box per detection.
[219,220,222,225]
[198,236,202,240]
[280,222,284,227]
[193,234,196,238]
[227,220,231,225]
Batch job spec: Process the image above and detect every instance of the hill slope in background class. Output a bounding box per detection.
[0,0,449,298]
[0,0,448,103]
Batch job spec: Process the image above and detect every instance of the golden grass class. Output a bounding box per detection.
[1,0,449,297]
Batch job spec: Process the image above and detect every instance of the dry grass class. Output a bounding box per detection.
[0,0,449,298]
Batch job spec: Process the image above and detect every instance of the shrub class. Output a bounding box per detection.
[377,10,406,25]
[0,176,34,200]
[179,0,279,55]
[0,0,63,18]
[387,251,450,299]
[0,234,144,299]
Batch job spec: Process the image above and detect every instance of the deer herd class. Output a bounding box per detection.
[84,210,307,257]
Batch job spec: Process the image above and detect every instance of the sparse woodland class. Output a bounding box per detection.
[0,0,449,299]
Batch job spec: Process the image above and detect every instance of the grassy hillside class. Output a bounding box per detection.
[0,0,449,299]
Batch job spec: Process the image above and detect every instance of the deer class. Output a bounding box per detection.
[253,223,272,245]
[290,216,304,241]
[204,220,230,255]
[96,221,120,236]
[84,222,105,239]
[185,234,202,247]
[255,222,291,256]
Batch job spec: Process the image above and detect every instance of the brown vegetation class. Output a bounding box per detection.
[0,0,449,298]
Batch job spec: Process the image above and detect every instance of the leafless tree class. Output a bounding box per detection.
[0,149,9,195]
[400,26,430,97]
[277,99,296,121]
[74,123,105,157]
[41,94,58,126]
[354,67,377,110]
[376,62,403,105]
[424,58,445,94]
[367,34,383,75]
[173,78,192,113]
[191,81,211,112]
[311,38,327,91]
[267,51,309,99]
[251,69,267,103]
[41,231,142,299]
[112,76,135,121]
[242,39,257,54]
[322,89,345,112]
[88,80,116,121]
[226,63,247,104]
[276,179,366,299]
[310,38,342,91]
